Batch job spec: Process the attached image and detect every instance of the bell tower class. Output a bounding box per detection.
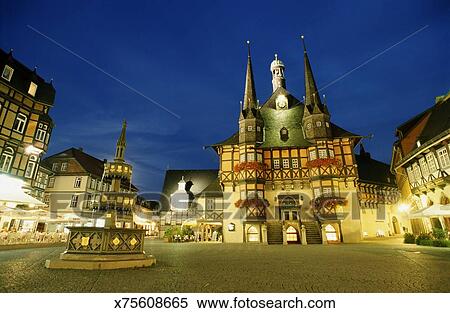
[270,53,286,92]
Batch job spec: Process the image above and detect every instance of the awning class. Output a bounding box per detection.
[410,204,450,218]
[0,174,45,207]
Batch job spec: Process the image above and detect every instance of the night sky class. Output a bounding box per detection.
[1,1,449,192]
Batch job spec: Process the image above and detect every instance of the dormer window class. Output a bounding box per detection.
[247,125,253,131]
[416,140,421,148]
[280,127,289,142]
[28,82,38,96]
[316,121,322,127]
[1,65,14,81]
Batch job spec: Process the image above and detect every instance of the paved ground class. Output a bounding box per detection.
[0,239,449,292]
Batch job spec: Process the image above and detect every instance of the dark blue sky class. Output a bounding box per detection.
[1,0,449,192]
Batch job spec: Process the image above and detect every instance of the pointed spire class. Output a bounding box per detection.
[301,35,322,110]
[243,40,257,111]
[115,120,127,162]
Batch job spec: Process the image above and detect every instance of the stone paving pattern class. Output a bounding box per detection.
[0,239,449,292]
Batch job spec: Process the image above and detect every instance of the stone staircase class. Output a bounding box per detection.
[267,221,283,245]
[302,221,322,244]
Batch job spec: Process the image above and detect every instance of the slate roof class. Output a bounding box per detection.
[0,49,55,105]
[42,147,138,191]
[160,169,219,211]
[395,91,450,159]
[355,147,396,187]
[210,87,360,148]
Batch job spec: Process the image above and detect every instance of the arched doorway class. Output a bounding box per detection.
[286,226,299,244]
[247,226,259,242]
[324,224,338,242]
[392,216,400,234]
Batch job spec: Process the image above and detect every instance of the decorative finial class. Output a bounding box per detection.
[274,53,278,60]
[300,35,306,52]
[246,40,251,57]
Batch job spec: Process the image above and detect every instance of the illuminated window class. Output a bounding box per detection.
[247,153,255,161]
[309,150,317,160]
[13,113,27,133]
[60,162,68,172]
[35,123,47,142]
[325,122,330,128]
[419,158,429,177]
[412,163,421,181]
[44,194,50,206]
[322,187,332,196]
[48,177,55,188]
[247,226,259,242]
[0,147,14,172]
[273,159,280,169]
[74,177,82,188]
[70,195,79,208]
[52,163,59,171]
[426,153,437,172]
[28,82,38,97]
[286,226,298,242]
[437,147,450,168]
[292,159,299,168]
[406,166,415,183]
[306,123,312,130]
[24,155,38,178]
[318,149,327,159]
[2,65,13,81]
[329,149,335,158]
[247,125,253,131]
[282,159,289,168]
[316,121,322,127]
[325,224,337,241]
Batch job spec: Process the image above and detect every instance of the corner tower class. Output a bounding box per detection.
[239,41,264,145]
[300,36,332,140]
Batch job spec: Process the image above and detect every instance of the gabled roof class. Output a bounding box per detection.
[42,147,105,177]
[0,49,55,105]
[160,169,219,211]
[42,147,138,190]
[394,91,450,161]
[355,147,396,187]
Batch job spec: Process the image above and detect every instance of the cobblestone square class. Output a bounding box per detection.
[0,240,449,292]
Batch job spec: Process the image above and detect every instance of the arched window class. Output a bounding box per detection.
[324,224,338,241]
[25,155,38,178]
[0,147,14,172]
[247,226,259,242]
[286,226,299,243]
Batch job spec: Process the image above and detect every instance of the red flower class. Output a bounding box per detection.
[306,158,342,169]
[233,161,267,172]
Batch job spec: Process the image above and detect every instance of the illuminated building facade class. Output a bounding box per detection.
[160,40,403,244]
[0,49,55,232]
[391,91,450,234]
